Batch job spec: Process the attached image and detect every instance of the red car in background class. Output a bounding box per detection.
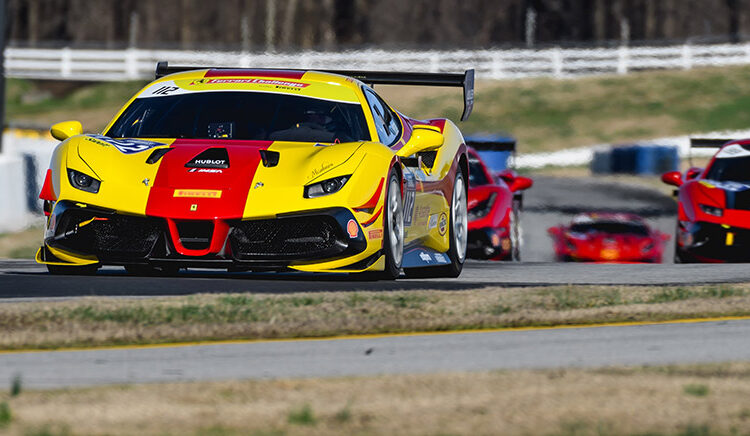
[465,137,533,260]
[548,212,669,263]
[662,138,750,262]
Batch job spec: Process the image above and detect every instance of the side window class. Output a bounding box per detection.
[363,88,401,146]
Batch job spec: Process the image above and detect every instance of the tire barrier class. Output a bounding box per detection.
[591,145,679,175]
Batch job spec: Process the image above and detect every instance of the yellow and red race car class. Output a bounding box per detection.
[36,62,474,279]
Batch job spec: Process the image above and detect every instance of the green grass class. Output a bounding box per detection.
[0,402,11,428]
[287,404,316,426]
[683,384,710,397]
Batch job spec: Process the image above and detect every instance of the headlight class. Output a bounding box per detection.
[467,192,497,220]
[699,204,723,217]
[68,169,100,193]
[304,175,350,198]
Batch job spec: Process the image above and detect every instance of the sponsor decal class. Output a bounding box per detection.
[433,253,446,263]
[188,168,223,174]
[419,252,432,262]
[428,214,438,230]
[438,212,448,236]
[85,134,164,154]
[173,189,222,198]
[190,204,198,211]
[368,229,383,240]
[192,78,311,88]
[309,162,334,180]
[346,219,359,238]
[717,144,750,159]
[703,180,750,192]
[254,182,264,189]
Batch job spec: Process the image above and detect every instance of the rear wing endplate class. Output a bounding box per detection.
[155,61,475,121]
[690,138,734,148]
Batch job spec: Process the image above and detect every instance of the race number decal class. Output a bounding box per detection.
[403,172,417,227]
[85,134,165,154]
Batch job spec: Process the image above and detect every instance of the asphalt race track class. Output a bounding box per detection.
[1,318,749,389]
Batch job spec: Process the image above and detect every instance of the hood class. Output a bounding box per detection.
[73,135,364,219]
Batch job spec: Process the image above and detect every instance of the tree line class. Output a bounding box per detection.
[7,0,749,50]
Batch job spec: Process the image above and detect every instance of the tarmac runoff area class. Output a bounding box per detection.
[0,318,748,389]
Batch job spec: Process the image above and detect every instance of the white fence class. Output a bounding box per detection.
[7,43,750,81]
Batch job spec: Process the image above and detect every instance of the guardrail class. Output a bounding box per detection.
[7,43,750,81]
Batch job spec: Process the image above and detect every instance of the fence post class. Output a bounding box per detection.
[430,53,439,73]
[491,50,504,79]
[61,47,71,78]
[617,45,629,74]
[551,47,563,78]
[125,48,138,79]
[681,44,692,70]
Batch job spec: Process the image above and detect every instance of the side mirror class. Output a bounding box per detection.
[396,125,444,157]
[685,167,703,180]
[548,227,561,236]
[660,233,671,241]
[496,169,516,184]
[661,171,683,187]
[509,176,533,192]
[51,121,83,141]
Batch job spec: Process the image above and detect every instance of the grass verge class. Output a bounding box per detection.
[2,362,750,435]
[1,283,749,350]
[0,225,43,259]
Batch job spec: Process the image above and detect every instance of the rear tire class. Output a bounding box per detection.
[407,170,467,278]
[510,195,522,262]
[47,264,99,275]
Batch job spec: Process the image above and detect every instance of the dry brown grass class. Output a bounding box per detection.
[1,284,749,351]
[2,363,750,435]
[0,225,43,259]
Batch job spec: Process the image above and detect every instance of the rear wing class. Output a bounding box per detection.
[690,138,733,148]
[154,61,475,121]
[464,137,516,153]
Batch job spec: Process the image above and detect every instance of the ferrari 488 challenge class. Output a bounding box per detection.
[465,137,533,260]
[548,212,669,263]
[663,138,750,262]
[37,62,475,279]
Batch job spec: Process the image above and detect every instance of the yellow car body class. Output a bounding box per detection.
[37,64,473,278]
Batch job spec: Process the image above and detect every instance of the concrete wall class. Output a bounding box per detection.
[0,131,57,233]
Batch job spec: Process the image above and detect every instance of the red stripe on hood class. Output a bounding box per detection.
[145,139,272,220]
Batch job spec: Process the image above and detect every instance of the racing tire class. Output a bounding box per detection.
[376,170,404,280]
[510,195,522,262]
[47,264,99,275]
[405,170,468,278]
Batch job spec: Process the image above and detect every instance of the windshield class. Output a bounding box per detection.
[468,159,491,186]
[705,156,750,183]
[106,92,370,143]
[570,222,648,236]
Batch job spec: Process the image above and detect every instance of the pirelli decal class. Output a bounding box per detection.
[173,189,222,198]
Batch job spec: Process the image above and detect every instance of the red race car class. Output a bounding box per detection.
[548,212,669,263]
[662,138,750,262]
[465,136,533,260]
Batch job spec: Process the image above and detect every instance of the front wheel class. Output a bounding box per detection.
[509,195,522,262]
[378,170,404,279]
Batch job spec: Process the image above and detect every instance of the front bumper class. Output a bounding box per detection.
[40,201,376,271]
[676,221,750,262]
[466,227,511,260]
